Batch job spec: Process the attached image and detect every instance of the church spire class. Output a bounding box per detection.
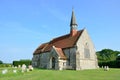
[70,9,78,27]
[70,9,78,36]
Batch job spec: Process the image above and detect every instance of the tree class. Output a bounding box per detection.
[116,54,120,60]
[96,49,120,68]
[96,49,120,62]
[116,54,120,68]
[0,60,3,64]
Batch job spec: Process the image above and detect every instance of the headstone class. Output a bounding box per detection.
[2,70,6,74]
[102,66,103,68]
[18,65,21,68]
[106,66,109,71]
[2,69,8,74]
[28,65,33,71]
[12,66,14,68]
[15,66,17,68]
[104,66,109,71]
[104,66,107,71]
[22,64,27,72]
[13,70,17,73]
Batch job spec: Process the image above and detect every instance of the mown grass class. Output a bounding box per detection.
[0,67,120,80]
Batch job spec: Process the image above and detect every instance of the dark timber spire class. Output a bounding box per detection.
[70,9,78,36]
[70,9,78,28]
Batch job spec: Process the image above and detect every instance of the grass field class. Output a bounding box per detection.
[0,67,120,80]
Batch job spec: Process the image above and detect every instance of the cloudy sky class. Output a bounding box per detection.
[0,0,120,63]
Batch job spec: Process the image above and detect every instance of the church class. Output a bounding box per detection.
[32,10,98,70]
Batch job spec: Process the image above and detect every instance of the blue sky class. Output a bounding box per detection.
[0,0,120,63]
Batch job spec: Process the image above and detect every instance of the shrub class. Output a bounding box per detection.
[13,60,32,67]
[98,60,120,68]
[0,60,3,64]
[0,64,12,67]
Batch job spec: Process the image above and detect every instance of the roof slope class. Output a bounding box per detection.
[34,29,84,55]
[53,46,67,60]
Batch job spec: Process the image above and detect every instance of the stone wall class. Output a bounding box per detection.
[76,29,98,70]
[63,47,76,69]
[32,54,40,67]
[32,47,77,70]
[39,52,49,68]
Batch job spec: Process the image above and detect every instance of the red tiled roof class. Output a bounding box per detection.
[34,29,84,55]
[53,46,67,60]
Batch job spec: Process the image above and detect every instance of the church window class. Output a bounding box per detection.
[84,42,90,58]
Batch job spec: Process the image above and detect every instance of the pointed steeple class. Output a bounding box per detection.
[70,9,78,36]
[70,9,78,28]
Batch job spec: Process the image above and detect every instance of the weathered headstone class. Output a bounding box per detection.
[106,66,109,71]
[18,65,21,68]
[22,64,26,72]
[104,66,109,71]
[104,66,107,71]
[2,69,8,74]
[13,70,17,73]
[28,65,33,71]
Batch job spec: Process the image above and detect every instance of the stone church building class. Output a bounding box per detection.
[32,10,98,70]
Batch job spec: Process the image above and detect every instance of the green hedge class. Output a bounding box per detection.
[98,60,120,68]
[0,64,12,67]
[13,60,32,67]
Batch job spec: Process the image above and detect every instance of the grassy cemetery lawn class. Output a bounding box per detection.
[0,67,120,80]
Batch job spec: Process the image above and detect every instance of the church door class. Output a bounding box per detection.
[52,57,55,69]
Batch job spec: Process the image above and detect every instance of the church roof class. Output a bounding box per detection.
[53,46,67,60]
[33,29,84,55]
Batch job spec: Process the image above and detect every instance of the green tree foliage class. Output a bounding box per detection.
[96,49,120,62]
[116,54,120,67]
[96,49,120,68]
[0,60,3,64]
[116,54,120,60]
